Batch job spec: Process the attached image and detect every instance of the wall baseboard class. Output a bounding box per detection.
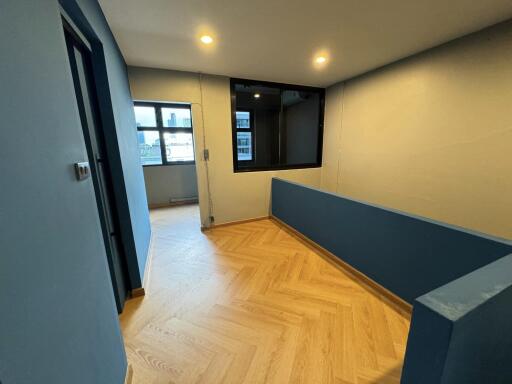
[142,229,155,290]
[128,230,155,299]
[148,198,198,210]
[130,287,145,298]
[124,364,133,384]
[137,228,156,297]
[270,215,413,316]
[203,216,270,231]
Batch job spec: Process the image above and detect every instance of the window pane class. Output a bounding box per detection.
[281,90,320,165]
[232,81,323,171]
[236,111,250,128]
[163,132,194,162]
[134,106,157,127]
[137,131,162,165]
[237,132,252,161]
[161,107,192,128]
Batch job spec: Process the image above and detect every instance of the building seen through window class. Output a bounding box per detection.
[134,102,195,166]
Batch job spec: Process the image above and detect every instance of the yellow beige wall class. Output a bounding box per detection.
[322,21,512,239]
[128,67,322,226]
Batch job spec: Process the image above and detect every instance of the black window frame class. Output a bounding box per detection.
[134,101,195,167]
[230,78,325,173]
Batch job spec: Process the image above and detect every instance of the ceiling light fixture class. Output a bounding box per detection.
[254,93,261,99]
[315,56,327,64]
[200,35,213,44]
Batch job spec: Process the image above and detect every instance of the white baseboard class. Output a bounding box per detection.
[142,230,155,291]
[128,230,154,299]
[124,364,133,384]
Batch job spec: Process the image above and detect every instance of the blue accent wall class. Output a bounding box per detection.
[402,254,512,383]
[0,0,149,382]
[271,178,512,303]
[65,0,151,287]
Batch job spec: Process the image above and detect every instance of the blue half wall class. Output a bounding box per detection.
[271,178,512,303]
[402,253,512,383]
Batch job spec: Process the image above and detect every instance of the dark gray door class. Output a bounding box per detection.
[64,22,129,312]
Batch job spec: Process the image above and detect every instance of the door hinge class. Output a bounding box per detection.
[209,216,215,223]
[203,149,210,161]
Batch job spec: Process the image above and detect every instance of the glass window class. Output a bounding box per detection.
[231,79,324,172]
[134,102,195,166]
[236,111,251,129]
[162,107,192,128]
[137,131,162,165]
[237,131,253,161]
[134,106,157,127]
[234,110,254,162]
[163,132,194,162]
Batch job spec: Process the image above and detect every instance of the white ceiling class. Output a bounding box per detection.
[99,0,512,87]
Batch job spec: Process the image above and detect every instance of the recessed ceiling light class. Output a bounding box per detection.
[254,93,261,99]
[315,56,327,64]
[200,35,213,44]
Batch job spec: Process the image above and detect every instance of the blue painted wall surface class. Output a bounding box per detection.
[402,254,512,383]
[400,303,454,383]
[0,0,149,382]
[69,0,151,285]
[271,178,512,303]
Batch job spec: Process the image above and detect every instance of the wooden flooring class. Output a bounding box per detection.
[120,205,411,384]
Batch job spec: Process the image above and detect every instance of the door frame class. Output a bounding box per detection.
[64,19,130,312]
[59,3,143,308]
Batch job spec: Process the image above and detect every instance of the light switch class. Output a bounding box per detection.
[74,162,91,181]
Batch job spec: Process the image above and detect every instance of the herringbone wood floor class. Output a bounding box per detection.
[120,205,411,384]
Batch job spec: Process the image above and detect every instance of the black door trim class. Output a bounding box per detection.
[64,19,131,312]
[59,1,144,296]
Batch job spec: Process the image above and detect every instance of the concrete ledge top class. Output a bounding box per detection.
[417,253,512,321]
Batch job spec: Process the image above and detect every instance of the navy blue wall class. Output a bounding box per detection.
[0,0,149,382]
[402,254,512,383]
[271,178,512,303]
